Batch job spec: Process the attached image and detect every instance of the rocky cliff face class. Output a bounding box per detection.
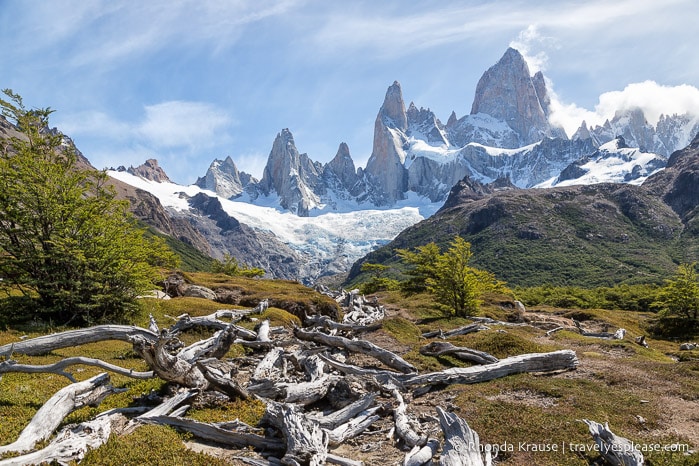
[195,156,255,199]
[255,129,324,216]
[470,48,563,146]
[124,159,172,183]
[363,81,410,206]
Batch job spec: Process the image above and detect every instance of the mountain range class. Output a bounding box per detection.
[9,47,698,285]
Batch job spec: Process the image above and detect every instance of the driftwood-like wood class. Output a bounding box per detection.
[0,413,117,466]
[251,347,285,383]
[404,438,439,466]
[0,373,115,455]
[326,407,381,447]
[0,356,154,382]
[582,419,644,466]
[311,393,377,429]
[294,328,417,374]
[131,334,209,389]
[437,407,491,466]
[421,323,489,339]
[404,350,578,389]
[143,415,284,452]
[419,341,499,365]
[196,358,249,400]
[263,401,328,466]
[0,325,157,357]
[305,314,382,334]
[392,389,426,448]
[178,325,238,363]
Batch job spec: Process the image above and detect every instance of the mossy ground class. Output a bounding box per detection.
[0,276,697,465]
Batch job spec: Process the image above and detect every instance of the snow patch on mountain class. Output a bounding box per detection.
[108,169,434,277]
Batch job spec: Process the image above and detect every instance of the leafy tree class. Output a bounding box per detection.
[654,262,699,326]
[211,254,264,278]
[399,236,503,316]
[0,90,177,326]
[395,242,440,293]
[359,262,399,294]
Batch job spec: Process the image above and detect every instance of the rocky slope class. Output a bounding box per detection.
[346,134,699,288]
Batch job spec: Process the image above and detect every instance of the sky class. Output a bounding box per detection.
[2,0,699,185]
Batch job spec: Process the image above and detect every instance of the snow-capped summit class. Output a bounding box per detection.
[195,156,256,199]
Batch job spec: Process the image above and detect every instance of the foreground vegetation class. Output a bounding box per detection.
[1,270,697,465]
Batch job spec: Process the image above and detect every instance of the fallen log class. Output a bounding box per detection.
[404,438,439,466]
[263,401,328,466]
[0,373,116,455]
[404,350,578,389]
[196,358,249,400]
[421,323,489,339]
[0,413,118,466]
[326,407,382,447]
[249,373,341,406]
[582,419,644,466]
[131,334,209,389]
[392,389,426,448]
[437,407,491,466]
[419,341,498,365]
[142,415,284,452]
[0,356,154,382]
[294,327,417,374]
[310,393,376,429]
[305,315,382,334]
[177,324,237,363]
[0,325,157,357]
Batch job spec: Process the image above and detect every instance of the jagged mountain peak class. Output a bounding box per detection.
[195,154,255,199]
[256,128,323,216]
[125,158,172,183]
[470,47,557,145]
[379,81,408,131]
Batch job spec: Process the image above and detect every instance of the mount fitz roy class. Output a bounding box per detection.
[110,47,699,282]
[195,47,697,215]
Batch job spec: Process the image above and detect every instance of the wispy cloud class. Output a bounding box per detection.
[139,101,233,150]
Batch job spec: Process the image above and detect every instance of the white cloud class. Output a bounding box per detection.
[508,25,557,73]
[138,101,233,150]
[548,81,699,136]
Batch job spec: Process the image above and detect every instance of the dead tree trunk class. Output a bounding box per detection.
[437,407,491,466]
[0,373,116,456]
[419,341,499,365]
[582,420,644,466]
[263,401,328,466]
[0,413,118,466]
[294,327,417,374]
[0,325,157,357]
[404,350,578,389]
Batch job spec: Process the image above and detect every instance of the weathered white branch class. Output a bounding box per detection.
[0,373,115,455]
[305,314,381,334]
[392,389,426,448]
[0,357,153,382]
[131,334,209,389]
[404,350,578,389]
[437,407,491,466]
[263,401,328,466]
[0,325,157,357]
[294,328,417,374]
[419,341,499,365]
[196,358,249,400]
[310,393,377,429]
[422,323,489,339]
[326,407,382,447]
[404,438,439,466]
[0,413,118,466]
[582,419,644,466]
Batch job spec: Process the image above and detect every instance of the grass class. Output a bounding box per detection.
[1,271,697,465]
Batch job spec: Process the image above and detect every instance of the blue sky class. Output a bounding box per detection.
[2,0,699,184]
